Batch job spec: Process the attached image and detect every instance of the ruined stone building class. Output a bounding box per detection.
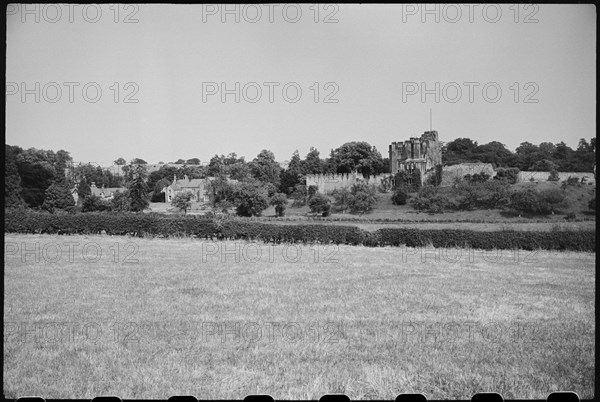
[389,130,442,183]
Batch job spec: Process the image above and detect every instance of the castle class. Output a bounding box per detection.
[389,130,442,182]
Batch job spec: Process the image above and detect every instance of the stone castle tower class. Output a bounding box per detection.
[389,131,442,181]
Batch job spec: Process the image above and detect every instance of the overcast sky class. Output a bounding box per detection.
[6,4,596,166]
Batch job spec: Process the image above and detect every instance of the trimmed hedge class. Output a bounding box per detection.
[4,209,595,251]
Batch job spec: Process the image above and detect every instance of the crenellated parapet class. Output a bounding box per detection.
[306,172,392,194]
[389,130,442,182]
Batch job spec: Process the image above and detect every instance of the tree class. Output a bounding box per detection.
[131,158,147,165]
[15,147,58,207]
[426,164,443,186]
[151,177,171,202]
[442,138,478,165]
[303,147,323,174]
[328,142,385,178]
[391,186,408,205]
[280,150,304,194]
[308,193,331,217]
[171,192,193,214]
[270,192,288,217]
[76,178,92,205]
[42,180,75,213]
[231,181,270,217]
[471,141,513,167]
[114,158,127,165]
[347,183,378,214]
[111,190,131,212]
[208,175,234,206]
[290,182,308,207]
[186,158,201,165]
[250,149,282,188]
[5,145,25,208]
[126,164,149,212]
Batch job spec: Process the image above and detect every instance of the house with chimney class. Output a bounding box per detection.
[162,175,238,203]
[162,175,211,203]
[71,182,127,204]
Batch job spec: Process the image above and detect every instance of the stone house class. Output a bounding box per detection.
[163,175,211,203]
[71,182,127,204]
[162,175,240,203]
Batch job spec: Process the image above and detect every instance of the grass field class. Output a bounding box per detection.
[3,234,595,399]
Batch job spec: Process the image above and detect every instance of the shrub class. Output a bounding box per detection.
[565,212,577,221]
[537,188,568,214]
[308,193,331,217]
[231,181,270,217]
[391,186,408,205]
[270,192,288,217]
[509,187,568,215]
[464,172,490,183]
[4,209,595,251]
[82,194,112,212]
[307,185,318,199]
[347,183,378,214]
[290,184,308,207]
[589,197,596,210]
[331,187,352,213]
[455,179,511,210]
[171,191,194,214]
[548,169,560,182]
[494,167,520,184]
[111,190,132,212]
[411,185,449,213]
[42,181,75,213]
[393,169,421,192]
[509,188,540,214]
[378,176,394,193]
[565,176,581,186]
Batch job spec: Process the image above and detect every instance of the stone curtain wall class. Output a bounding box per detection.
[517,171,595,184]
[440,163,495,186]
[306,173,392,194]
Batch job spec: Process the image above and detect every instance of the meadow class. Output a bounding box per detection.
[3,234,595,399]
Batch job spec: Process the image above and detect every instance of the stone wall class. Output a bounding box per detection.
[517,171,595,184]
[306,173,392,194]
[440,163,495,186]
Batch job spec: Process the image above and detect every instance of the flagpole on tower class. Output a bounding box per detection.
[430,108,432,131]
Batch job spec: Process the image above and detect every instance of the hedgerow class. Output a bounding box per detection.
[4,209,595,251]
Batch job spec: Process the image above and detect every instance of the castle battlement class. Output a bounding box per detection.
[389,130,442,183]
[306,172,392,195]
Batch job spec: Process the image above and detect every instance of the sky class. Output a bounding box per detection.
[6,4,596,166]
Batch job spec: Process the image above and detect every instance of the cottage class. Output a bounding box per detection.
[163,175,211,203]
[162,175,239,203]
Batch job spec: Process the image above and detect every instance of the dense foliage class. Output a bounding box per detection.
[5,209,595,251]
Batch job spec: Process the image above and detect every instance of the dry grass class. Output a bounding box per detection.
[3,234,595,399]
